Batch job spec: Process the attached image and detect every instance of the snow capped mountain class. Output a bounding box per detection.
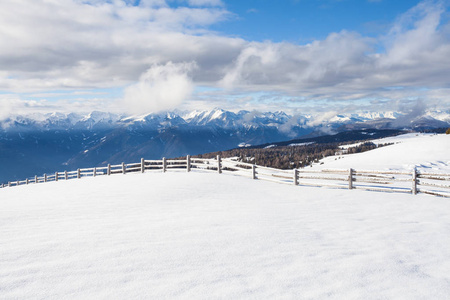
[354,111,402,121]
[425,110,450,122]
[0,111,122,131]
[409,115,450,129]
[124,112,188,129]
[182,108,238,127]
[2,108,449,132]
[251,111,291,126]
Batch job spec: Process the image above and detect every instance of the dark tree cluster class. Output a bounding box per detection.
[345,142,392,154]
[194,143,337,169]
[188,141,393,170]
[420,128,448,134]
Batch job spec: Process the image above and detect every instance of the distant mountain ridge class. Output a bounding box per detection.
[0,108,449,182]
[2,108,449,132]
[0,109,296,132]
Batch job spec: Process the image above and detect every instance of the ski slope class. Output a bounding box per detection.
[1,133,450,299]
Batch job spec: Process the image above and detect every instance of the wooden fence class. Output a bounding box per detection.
[1,155,450,198]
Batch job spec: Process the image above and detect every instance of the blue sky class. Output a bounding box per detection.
[0,0,449,117]
[212,0,424,42]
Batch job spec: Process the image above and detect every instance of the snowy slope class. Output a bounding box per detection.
[1,170,450,299]
[315,133,450,173]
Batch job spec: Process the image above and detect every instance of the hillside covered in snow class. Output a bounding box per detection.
[314,133,450,173]
[1,133,450,299]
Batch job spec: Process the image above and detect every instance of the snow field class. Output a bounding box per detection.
[1,171,450,299]
[316,133,450,172]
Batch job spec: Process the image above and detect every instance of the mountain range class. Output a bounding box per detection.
[1,108,449,183]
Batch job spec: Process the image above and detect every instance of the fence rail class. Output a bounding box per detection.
[1,155,450,198]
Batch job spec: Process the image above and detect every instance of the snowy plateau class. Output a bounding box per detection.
[1,133,450,299]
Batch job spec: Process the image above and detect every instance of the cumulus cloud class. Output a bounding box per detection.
[376,0,450,87]
[218,0,450,106]
[123,62,196,115]
[0,0,233,92]
[220,31,373,91]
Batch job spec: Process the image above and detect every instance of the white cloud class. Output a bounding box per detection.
[220,31,374,92]
[122,62,196,114]
[377,0,450,86]
[187,0,224,7]
[0,0,233,92]
[0,97,24,121]
[0,0,450,116]
[0,95,126,121]
[217,0,450,109]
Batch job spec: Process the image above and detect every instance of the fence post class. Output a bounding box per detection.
[162,157,166,172]
[107,164,111,175]
[8,182,11,187]
[17,180,19,186]
[217,155,222,174]
[65,170,68,180]
[26,178,29,185]
[252,165,256,179]
[55,172,58,182]
[122,162,126,174]
[93,168,97,177]
[293,169,298,186]
[186,155,191,172]
[77,168,81,179]
[44,174,47,182]
[412,168,417,195]
[141,158,145,173]
[35,175,38,183]
[348,168,353,189]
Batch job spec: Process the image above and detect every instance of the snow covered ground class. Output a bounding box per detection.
[315,133,450,173]
[1,169,450,299]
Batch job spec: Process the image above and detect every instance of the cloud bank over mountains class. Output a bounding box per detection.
[0,0,449,115]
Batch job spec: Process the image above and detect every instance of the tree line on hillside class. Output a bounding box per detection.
[189,141,392,170]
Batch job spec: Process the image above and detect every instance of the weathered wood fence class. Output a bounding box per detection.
[1,155,450,198]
